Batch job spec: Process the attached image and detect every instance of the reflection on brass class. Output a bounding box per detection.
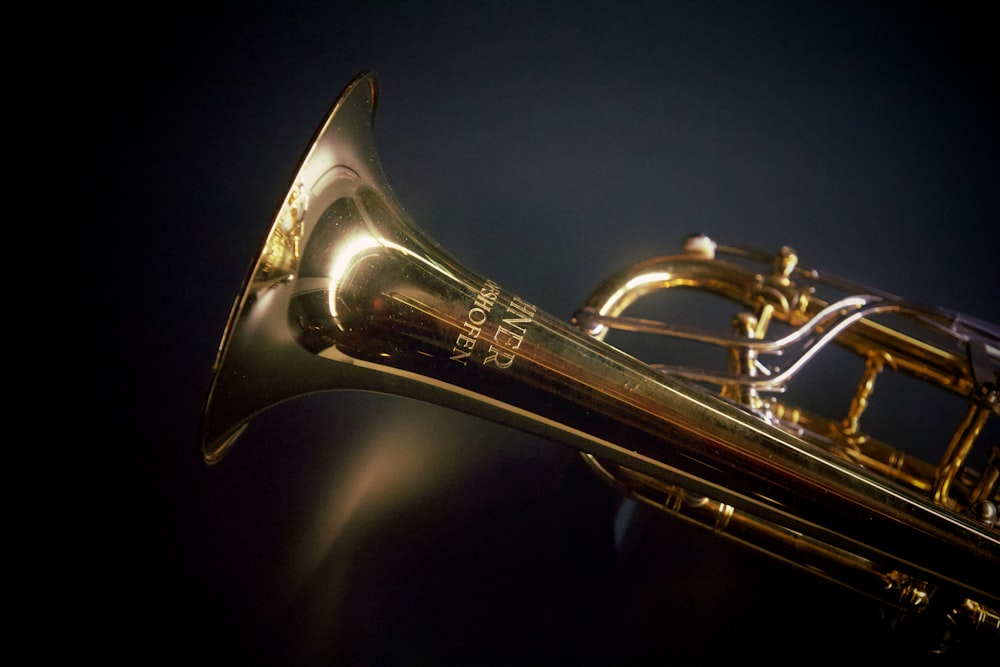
[254,183,306,286]
[202,71,999,654]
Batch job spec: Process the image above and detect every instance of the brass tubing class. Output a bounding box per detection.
[934,405,992,505]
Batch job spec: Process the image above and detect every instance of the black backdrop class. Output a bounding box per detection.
[86,3,998,664]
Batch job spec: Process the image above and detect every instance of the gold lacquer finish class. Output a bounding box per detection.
[202,71,999,653]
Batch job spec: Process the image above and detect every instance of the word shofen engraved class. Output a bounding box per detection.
[450,279,536,368]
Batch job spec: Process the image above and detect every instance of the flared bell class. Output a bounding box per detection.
[200,71,449,463]
[202,70,531,464]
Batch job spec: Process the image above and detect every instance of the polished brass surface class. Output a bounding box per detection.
[202,71,999,651]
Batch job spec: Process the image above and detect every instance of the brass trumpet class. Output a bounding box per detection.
[201,71,999,652]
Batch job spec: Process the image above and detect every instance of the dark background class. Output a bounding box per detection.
[87,3,997,664]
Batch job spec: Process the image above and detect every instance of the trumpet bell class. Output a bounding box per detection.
[203,72,437,462]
